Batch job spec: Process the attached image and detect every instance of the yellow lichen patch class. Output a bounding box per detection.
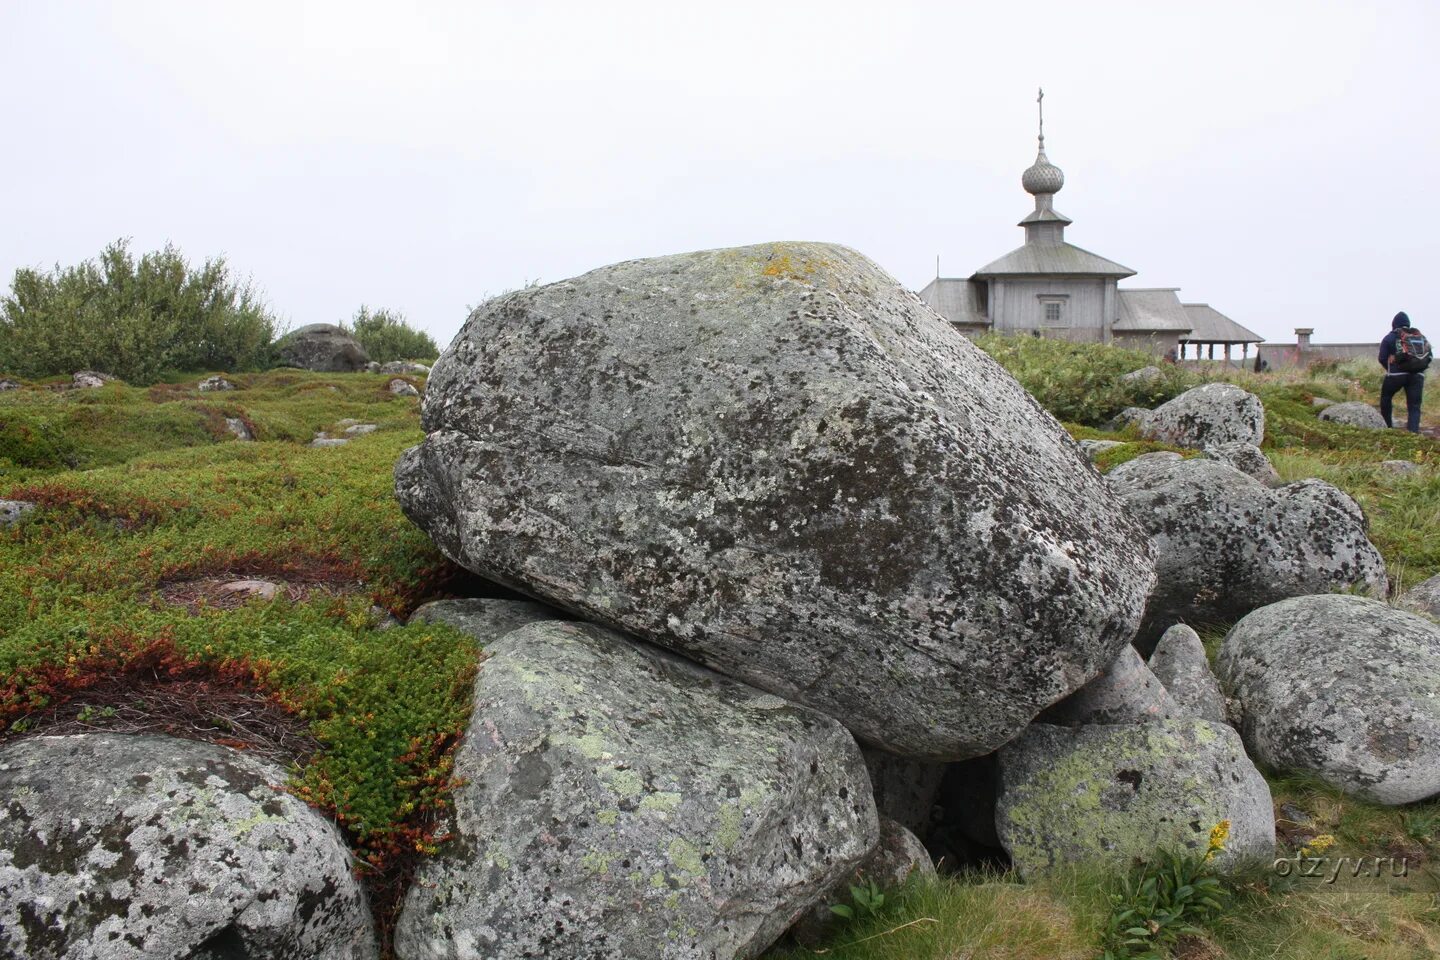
[758,252,834,283]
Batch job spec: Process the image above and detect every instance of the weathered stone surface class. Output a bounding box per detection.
[787,818,935,948]
[406,596,567,639]
[393,619,878,960]
[1041,645,1178,726]
[396,242,1156,760]
[1138,383,1265,449]
[1148,624,1228,725]
[388,378,420,397]
[72,370,115,389]
[0,500,36,528]
[380,361,431,375]
[198,376,235,392]
[1202,441,1281,487]
[861,747,943,839]
[274,323,369,373]
[1217,595,1440,804]
[1318,401,1387,429]
[1381,459,1421,475]
[343,423,378,436]
[217,579,279,601]
[225,417,253,441]
[1311,397,1335,409]
[1107,454,1386,642]
[1078,439,1126,461]
[1398,573,1440,618]
[0,378,19,391]
[1120,365,1163,385]
[996,719,1274,877]
[309,434,348,448]
[0,733,378,960]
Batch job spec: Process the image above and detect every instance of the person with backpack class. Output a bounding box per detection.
[1378,311,1430,432]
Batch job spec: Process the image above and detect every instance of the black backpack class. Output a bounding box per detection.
[1395,327,1432,373]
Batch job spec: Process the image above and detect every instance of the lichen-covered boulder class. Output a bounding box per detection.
[996,719,1274,877]
[1318,401,1387,429]
[0,733,378,960]
[72,370,116,389]
[198,376,235,392]
[396,241,1156,760]
[1078,439,1126,461]
[1138,383,1265,449]
[1041,645,1177,726]
[380,361,431,375]
[1148,624,1228,725]
[0,500,35,528]
[861,747,943,839]
[1398,573,1440,618]
[225,417,253,441]
[406,596,567,639]
[388,377,420,397]
[1217,595,1440,804]
[1107,454,1386,643]
[1202,441,1281,487]
[1382,459,1422,475]
[393,620,878,960]
[274,323,369,372]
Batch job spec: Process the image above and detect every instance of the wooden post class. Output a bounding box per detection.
[1208,343,1215,360]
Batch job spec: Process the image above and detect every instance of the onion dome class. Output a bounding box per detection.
[1022,148,1064,196]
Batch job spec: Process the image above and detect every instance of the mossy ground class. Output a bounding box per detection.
[5,342,1440,958]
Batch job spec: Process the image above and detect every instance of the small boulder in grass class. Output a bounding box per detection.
[225,417,254,441]
[0,500,37,528]
[198,375,236,392]
[1381,459,1421,475]
[1318,401,1387,430]
[388,378,420,397]
[217,579,280,601]
[72,370,116,389]
[0,377,19,391]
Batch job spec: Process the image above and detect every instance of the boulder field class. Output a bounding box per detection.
[396,241,1156,761]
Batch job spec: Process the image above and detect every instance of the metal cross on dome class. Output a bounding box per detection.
[1037,87,1045,148]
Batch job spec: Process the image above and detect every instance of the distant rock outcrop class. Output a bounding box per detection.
[396,242,1156,760]
[1218,595,1440,805]
[1107,453,1386,643]
[1137,383,1265,449]
[394,620,877,960]
[0,733,378,960]
[274,324,370,373]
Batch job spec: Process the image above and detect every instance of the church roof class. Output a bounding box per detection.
[918,277,987,326]
[1181,303,1264,344]
[1114,288,1193,332]
[973,242,1136,278]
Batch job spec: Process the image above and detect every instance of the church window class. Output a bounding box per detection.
[1039,297,1068,327]
[1044,301,1062,323]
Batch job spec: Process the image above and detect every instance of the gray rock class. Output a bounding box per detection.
[274,324,370,373]
[388,378,421,397]
[380,361,431,375]
[309,434,348,448]
[0,378,19,391]
[1217,595,1440,804]
[787,818,935,948]
[1318,401,1387,430]
[1078,439,1126,461]
[225,417,254,441]
[1203,441,1281,487]
[72,370,115,389]
[218,579,280,601]
[1109,406,1151,431]
[996,719,1275,877]
[0,733,378,960]
[1398,573,1440,618]
[396,241,1156,760]
[861,747,944,839]
[198,376,235,392]
[343,423,378,436]
[1381,459,1422,475]
[1041,645,1178,726]
[393,620,878,960]
[1311,397,1336,409]
[1148,624,1228,725]
[1120,365,1164,385]
[1107,454,1387,643]
[1139,382,1265,449]
[0,500,36,528]
[406,597,567,639]
[364,361,381,373]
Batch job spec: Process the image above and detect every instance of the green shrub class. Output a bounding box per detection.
[0,240,279,385]
[345,307,440,363]
[1100,824,1231,959]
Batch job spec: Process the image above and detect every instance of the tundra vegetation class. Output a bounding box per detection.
[2,336,1439,957]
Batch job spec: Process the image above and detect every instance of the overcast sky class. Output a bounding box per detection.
[2,1,1435,348]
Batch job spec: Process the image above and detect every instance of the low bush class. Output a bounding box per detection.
[346,306,440,363]
[0,240,279,385]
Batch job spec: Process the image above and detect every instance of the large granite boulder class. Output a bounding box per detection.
[1202,441,1281,487]
[1107,453,1386,643]
[1138,383,1265,449]
[274,323,370,372]
[0,733,378,960]
[996,719,1274,877]
[1398,573,1440,618]
[1318,402,1387,430]
[394,620,877,960]
[396,242,1156,760]
[406,596,567,638]
[1040,645,1178,726]
[1148,624,1228,725]
[1217,595,1440,805]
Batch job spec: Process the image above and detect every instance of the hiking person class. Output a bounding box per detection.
[1378,311,1430,432]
